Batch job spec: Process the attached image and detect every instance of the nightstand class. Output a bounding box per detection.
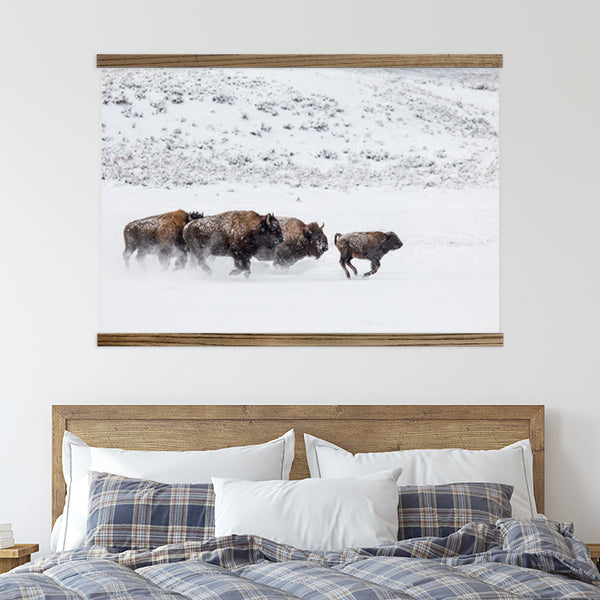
[0,544,39,574]
[587,544,600,569]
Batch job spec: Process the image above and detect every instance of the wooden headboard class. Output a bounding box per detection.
[52,404,544,525]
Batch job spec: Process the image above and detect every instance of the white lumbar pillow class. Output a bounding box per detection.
[304,434,536,519]
[54,429,295,552]
[212,468,401,551]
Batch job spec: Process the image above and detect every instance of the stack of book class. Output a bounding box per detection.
[0,524,14,549]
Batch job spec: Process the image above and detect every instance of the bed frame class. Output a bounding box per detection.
[52,404,544,525]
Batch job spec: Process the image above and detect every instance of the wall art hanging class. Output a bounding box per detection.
[97,55,502,346]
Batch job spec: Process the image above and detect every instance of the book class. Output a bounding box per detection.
[0,537,15,549]
[0,523,12,532]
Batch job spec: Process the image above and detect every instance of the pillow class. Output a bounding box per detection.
[55,429,295,552]
[212,469,402,551]
[397,482,513,539]
[85,472,215,550]
[304,434,536,519]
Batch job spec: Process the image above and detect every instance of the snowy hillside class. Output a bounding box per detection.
[101,68,498,190]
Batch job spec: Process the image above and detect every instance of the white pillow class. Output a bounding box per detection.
[304,434,536,519]
[212,468,401,551]
[54,429,295,552]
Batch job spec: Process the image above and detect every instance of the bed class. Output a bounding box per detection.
[2,404,599,599]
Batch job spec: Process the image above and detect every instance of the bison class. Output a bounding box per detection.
[255,217,328,267]
[334,231,403,278]
[122,209,203,269]
[183,210,283,277]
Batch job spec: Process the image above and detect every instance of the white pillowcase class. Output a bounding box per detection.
[212,468,401,551]
[304,434,536,519]
[53,429,295,552]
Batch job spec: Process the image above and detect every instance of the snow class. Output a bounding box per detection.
[102,184,498,333]
[100,68,499,334]
[101,68,498,190]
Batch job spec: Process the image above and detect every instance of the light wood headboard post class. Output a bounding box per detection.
[52,405,544,526]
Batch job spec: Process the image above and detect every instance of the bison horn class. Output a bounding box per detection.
[321,222,324,229]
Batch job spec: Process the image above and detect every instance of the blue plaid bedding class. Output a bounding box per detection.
[396,481,513,539]
[85,472,215,550]
[1,519,599,600]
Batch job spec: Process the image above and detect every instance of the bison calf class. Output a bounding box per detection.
[183,210,283,277]
[256,217,328,267]
[122,209,203,269]
[334,231,403,278]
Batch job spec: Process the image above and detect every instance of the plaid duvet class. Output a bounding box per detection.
[1,519,599,600]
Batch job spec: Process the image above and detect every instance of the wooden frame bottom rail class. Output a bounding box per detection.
[97,333,503,347]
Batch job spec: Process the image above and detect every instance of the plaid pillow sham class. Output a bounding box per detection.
[85,472,215,550]
[397,481,513,540]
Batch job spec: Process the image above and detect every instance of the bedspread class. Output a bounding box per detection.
[1,519,599,600]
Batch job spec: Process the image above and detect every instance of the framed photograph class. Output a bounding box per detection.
[97,55,502,346]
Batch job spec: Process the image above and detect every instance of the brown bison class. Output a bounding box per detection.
[255,217,328,267]
[335,231,403,278]
[183,211,283,277]
[123,209,203,269]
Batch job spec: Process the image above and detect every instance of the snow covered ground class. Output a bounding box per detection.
[100,68,499,334]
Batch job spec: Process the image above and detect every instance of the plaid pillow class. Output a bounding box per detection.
[85,472,215,550]
[397,481,513,540]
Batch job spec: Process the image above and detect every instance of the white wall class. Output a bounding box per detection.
[1,0,599,557]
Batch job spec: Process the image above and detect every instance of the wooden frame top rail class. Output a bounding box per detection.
[97,333,503,347]
[52,404,542,525]
[96,54,503,69]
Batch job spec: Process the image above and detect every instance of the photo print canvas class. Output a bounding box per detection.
[100,64,499,338]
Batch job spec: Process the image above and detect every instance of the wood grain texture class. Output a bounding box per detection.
[0,544,39,559]
[52,406,67,536]
[0,556,32,573]
[587,544,600,569]
[97,54,503,69]
[52,405,543,525]
[0,544,39,574]
[587,543,600,556]
[97,333,504,347]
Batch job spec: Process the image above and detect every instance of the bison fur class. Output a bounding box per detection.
[122,209,203,269]
[256,217,328,267]
[183,210,283,277]
[334,231,403,278]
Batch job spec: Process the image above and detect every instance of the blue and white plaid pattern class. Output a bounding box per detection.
[85,472,215,550]
[496,518,599,582]
[397,481,513,539]
[2,520,599,600]
[338,555,600,600]
[235,561,411,599]
[499,518,577,555]
[139,561,301,600]
[45,560,182,600]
